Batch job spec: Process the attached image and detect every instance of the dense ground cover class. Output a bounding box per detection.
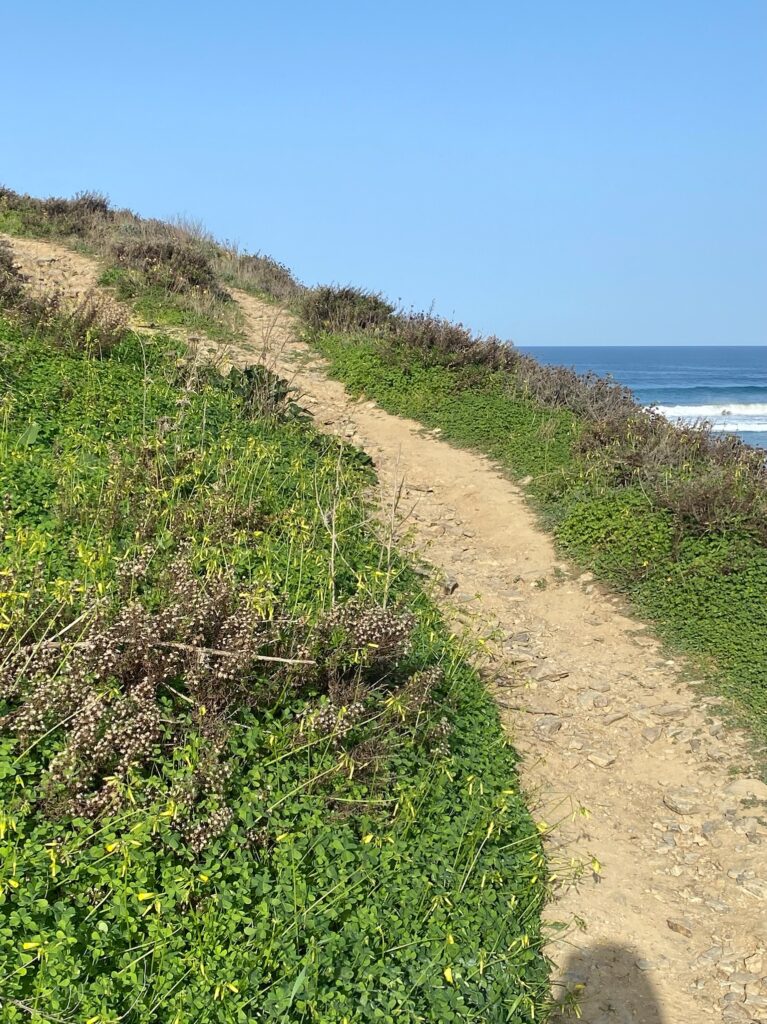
[305,327,767,748]
[3,184,765,740]
[0,304,548,1022]
[0,188,301,347]
[5,183,766,1023]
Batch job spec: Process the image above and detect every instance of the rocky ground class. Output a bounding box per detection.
[5,234,767,1023]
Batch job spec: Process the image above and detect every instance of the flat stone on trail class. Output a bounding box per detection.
[536,716,564,738]
[663,788,702,815]
[739,877,767,900]
[697,945,726,964]
[588,752,616,768]
[508,651,536,665]
[705,898,732,913]
[723,779,767,802]
[721,1006,751,1023]
[535,669,570,682]
[632,707,656,723]
[744,953,764,974]
[577,690,602,708]
[654,703,688,717]
[604,711,627,725]
[728,971,760,986]
[642,726,663,743]
[635,958,656,971]
[667,917,694,937]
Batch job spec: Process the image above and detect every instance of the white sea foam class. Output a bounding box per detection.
[655,403,767,418]
[655,403,767,433]
[702,420,767,432]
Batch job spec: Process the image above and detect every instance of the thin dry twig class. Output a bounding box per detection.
[154,640,315,665]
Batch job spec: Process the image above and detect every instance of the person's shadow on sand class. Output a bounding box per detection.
[552,943,666,1023]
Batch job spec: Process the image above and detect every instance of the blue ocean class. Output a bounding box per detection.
[521,346,767,450]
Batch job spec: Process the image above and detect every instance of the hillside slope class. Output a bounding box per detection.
[4,232,766,1022]
[0,237,548,1023]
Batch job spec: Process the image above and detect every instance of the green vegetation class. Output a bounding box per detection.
[0,188,303,348]
[0,237,548,1021]
[297,297,767,749]
[98,263,240,345]
[6,178,765,1019]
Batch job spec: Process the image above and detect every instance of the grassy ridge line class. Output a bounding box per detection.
[307,329,767,750]
[0,308,549,1016]
[2,187,765,747]
[0,188,302,348]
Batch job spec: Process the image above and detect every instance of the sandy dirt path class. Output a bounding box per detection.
[5,234,767,1024]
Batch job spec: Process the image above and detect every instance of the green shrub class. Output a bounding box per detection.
[226,363,310,421]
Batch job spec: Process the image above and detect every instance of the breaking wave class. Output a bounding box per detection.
[655,403,767,433]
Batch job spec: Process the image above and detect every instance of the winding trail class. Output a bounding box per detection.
[6,234,767,1023]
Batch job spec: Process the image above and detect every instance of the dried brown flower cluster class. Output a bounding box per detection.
[297,694,367,747]
[313,600,416,672]
[296,653,450,793]
[0,560,438,849]
[0,559,286,828]
[396,667,442,720]
[172,748,235,853]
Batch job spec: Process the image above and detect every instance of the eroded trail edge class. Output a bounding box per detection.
[7,235,767,1023]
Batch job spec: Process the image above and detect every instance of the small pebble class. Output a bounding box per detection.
[667,917,693,937]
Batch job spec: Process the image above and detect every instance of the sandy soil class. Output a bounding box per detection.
[5,233,767,1024]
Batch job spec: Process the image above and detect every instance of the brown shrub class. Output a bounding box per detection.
[111,239,229,299]
[60,291,129,355]
[0,560,289,827]
[216,249,304,304]
[654,464,767,539]
[0,239,26,307]
[300,285,396,333]
[581,406,766,478]
[305,599,417,682]
[389,312,514,369]
[511,354,637,422]
[0,186,113,238]
[0,551,441,845]
[578,407,767,538]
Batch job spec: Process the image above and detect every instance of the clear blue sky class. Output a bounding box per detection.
[3,1,766,346]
